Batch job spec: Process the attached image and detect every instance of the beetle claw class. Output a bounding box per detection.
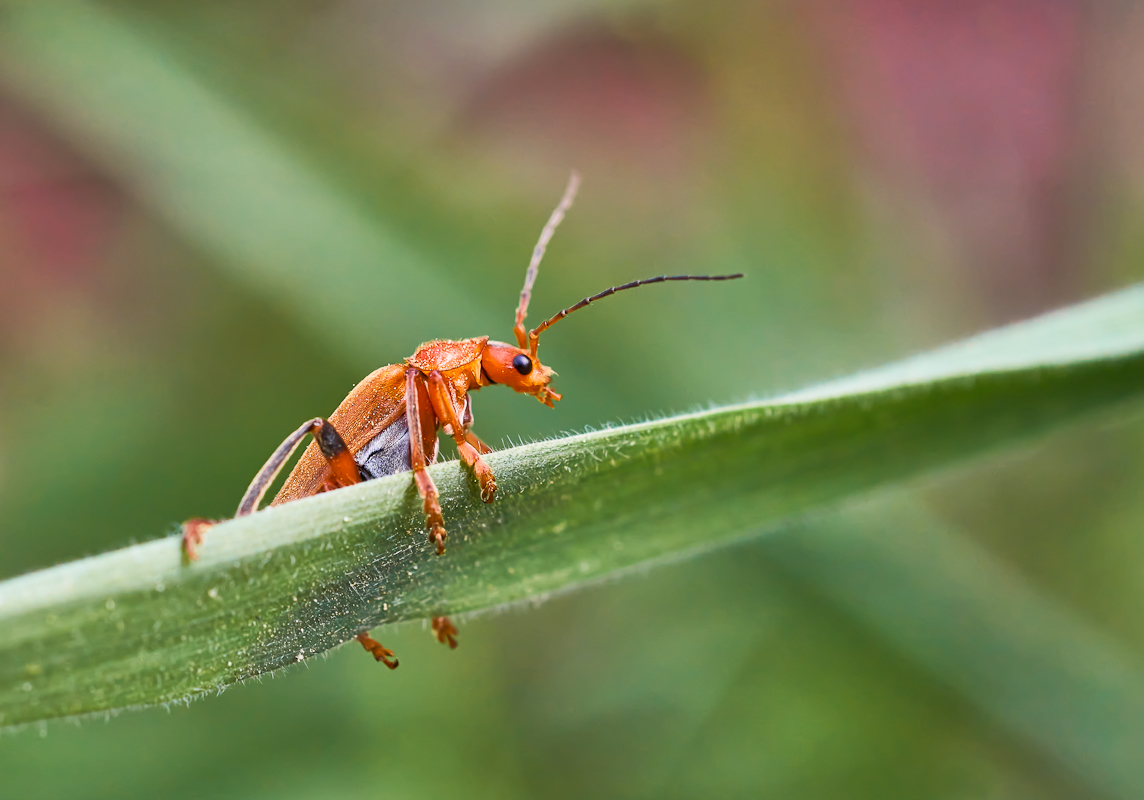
[431,526,447,555]
[480,478,497,503]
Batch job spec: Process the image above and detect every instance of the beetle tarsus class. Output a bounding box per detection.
[480,478,497,503]
[356,632,399,669]
[431,526,447,555]
[469,458,497,502]
[431,616,458,649]
[181,518,213,562]
[407,369,453,556]
[422,490,447,553]
[457,441,497,502]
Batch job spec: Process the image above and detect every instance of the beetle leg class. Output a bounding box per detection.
[183,418,360,562]
[457,443,496,502]
[464,429,493,455]
[406,369,448,554]
[431,616,458,649]
[427,370,497,503]
[356,632,398,669]
[236,418,360,517]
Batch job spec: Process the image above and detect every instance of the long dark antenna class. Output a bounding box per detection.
[514,171,581,349]
[527,273,744,356]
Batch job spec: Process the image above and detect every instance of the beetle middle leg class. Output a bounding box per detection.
[406,369,449,554]
[427,370,497,503]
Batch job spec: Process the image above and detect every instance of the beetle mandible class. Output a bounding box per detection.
[181,173,742,668]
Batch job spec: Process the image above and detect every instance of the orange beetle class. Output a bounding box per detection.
[181,173,742,668]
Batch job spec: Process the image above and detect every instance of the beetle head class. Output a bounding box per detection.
[481,341,561,407]
[506,172,742,409]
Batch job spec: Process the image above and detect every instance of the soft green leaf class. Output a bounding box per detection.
[2,284,1144,728]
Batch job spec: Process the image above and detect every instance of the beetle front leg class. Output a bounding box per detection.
[456,442,496,502]
[406,370,448,554]
[459,428,496,500]
[427,371,497,503]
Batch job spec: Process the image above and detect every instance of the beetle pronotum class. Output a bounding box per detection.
[182,173,742,668]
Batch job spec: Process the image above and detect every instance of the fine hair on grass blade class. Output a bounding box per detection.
[1,284,1144,728]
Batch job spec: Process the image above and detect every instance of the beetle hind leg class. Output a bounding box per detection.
[182,417,360,563]
[356,632,398,669]
[457,441,497,502]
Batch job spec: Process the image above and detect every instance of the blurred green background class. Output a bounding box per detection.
[3,1,1144,797]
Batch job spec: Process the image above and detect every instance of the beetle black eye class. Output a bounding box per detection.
[512,354,533,375]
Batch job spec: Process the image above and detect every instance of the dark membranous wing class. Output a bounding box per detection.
[355,416,413,479]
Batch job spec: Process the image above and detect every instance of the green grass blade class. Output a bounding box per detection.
[2,284,1144,727]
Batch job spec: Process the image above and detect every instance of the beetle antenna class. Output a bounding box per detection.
[515,170,581,349]
[527,273,744,357]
